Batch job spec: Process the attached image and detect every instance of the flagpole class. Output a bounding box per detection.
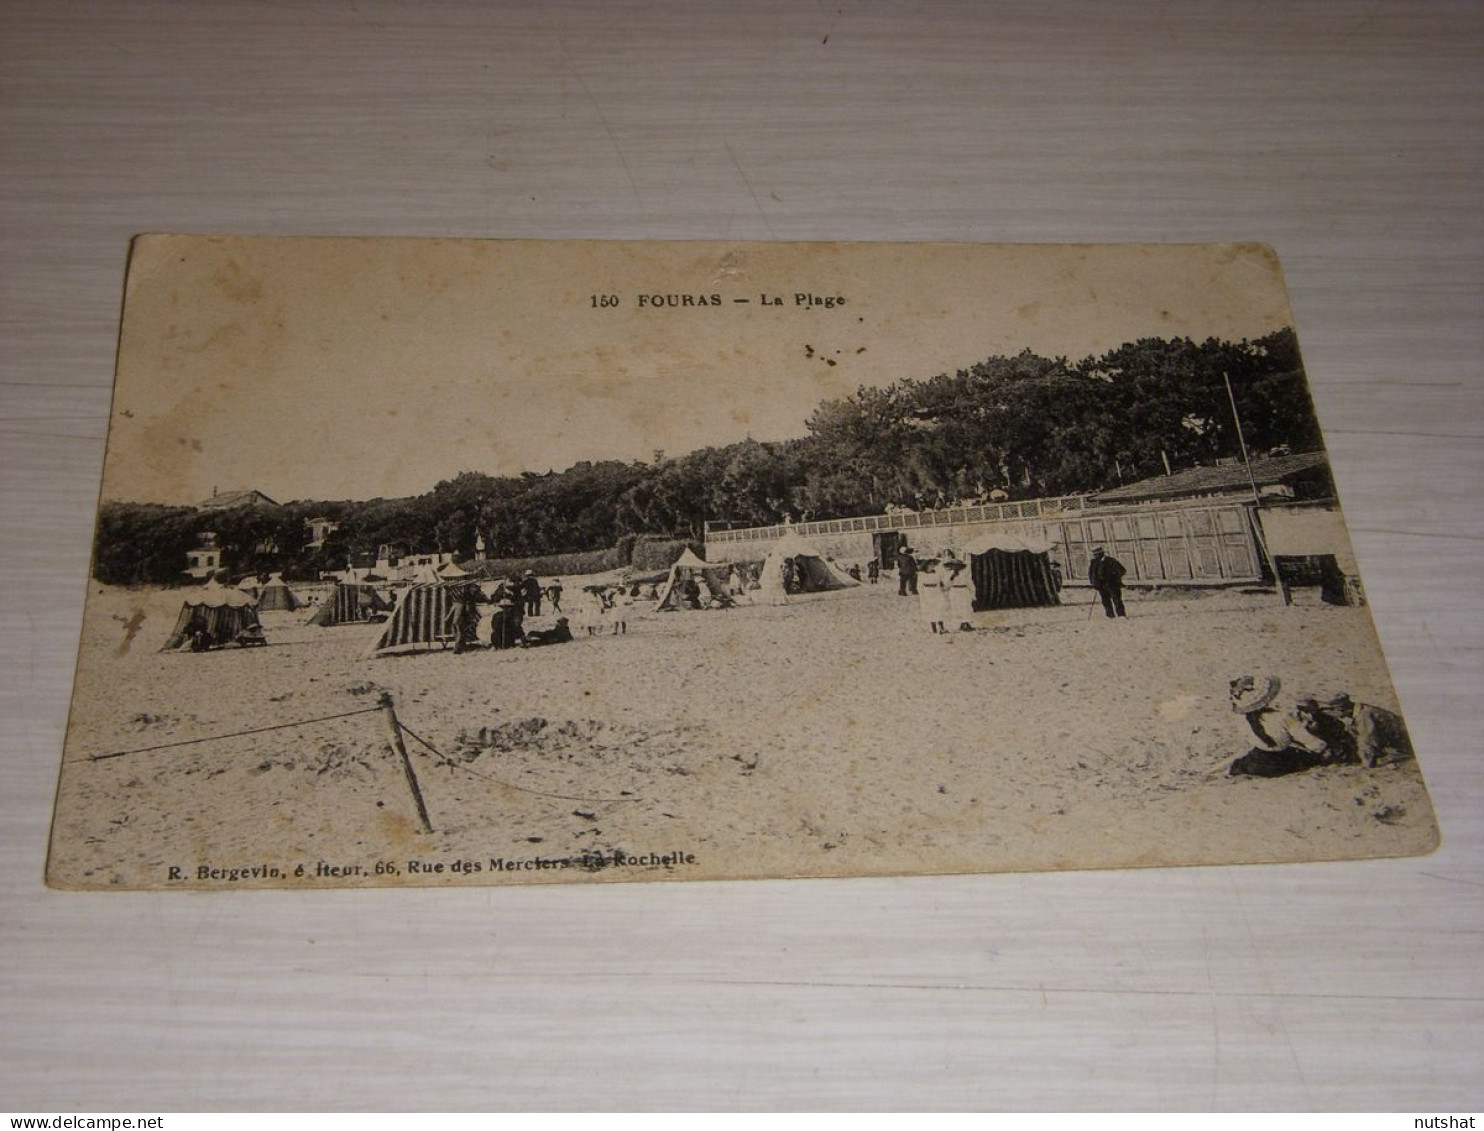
[1224,371,1288,606]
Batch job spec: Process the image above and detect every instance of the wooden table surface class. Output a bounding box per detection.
[2,1,1480,1111]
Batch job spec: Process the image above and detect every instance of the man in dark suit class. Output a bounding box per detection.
[897,545,919,596]
[1088,547,1127,618]
[521,571,542,617]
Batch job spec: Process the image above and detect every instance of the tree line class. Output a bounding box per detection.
[94,328,1320,586]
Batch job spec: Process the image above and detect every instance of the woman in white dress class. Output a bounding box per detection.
[917,559,949,633]
[576,585,605,636]
[941,550,975,631]
[610,585,632,634]
[757,557,789,606]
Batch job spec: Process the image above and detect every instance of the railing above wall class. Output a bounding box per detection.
[705,494,1094,544]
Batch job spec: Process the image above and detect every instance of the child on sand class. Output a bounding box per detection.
[611,586,632,635]
[917,559,948,633]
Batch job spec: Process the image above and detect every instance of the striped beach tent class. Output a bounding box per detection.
[307,581,391,627]
[161,581,262,651]
[256,571,303,612]
[367,582,474,655]
[963,532,1061,611]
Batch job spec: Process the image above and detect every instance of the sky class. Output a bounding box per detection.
[103,236,1296,505]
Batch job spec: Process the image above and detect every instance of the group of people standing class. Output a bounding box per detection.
[911,548,976,633]
[450,571,575,653]
[892,542,1129,632]
[571,583,638,636]
[483,571,561,617]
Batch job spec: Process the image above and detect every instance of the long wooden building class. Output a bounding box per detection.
[705,451,1350,590]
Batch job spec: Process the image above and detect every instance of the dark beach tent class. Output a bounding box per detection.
[654,547,732,610]
[368,581,476,655]
[307,581,392,627]
[759,531,860,593]
[256,571,303,612]
[161,581,263,651]
[964,532,1061,611]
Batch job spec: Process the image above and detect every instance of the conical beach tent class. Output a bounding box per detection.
[759,532,860,595]
[368,581,478,655]
[435,560,472,581]
[963,532,1061,610]
[654,548,733,610]
[161,581,262,651]
[256,572,303,611]
[308,581,392,627]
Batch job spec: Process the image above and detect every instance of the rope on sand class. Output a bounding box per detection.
[395,720,638,805]
[75,706,385,763]
[76,700,637,807]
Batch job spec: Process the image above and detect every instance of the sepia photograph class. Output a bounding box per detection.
[47,235,1439,889]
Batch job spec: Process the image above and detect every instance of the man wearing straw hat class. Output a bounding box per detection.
[896,544,919,597]
[521,570,543,617]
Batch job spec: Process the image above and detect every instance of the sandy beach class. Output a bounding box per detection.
[48,578,1438,889]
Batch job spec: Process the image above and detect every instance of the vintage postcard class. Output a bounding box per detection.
[47,236,1438,889]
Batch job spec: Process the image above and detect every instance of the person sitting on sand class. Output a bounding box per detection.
[1228,674,1329,776]
[681,576,703,610]
[521,617,573,647]
[781,556,799,594]
[234,623,267,648]
[1226,673,1413,777]
[488,597,520,650]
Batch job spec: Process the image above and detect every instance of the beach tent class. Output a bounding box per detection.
[235,574,261,597]
[654,548,733,611]
[307,581,392,627]
[759,532,860,595]
[963,532,1061,610]
[409,562,443,585]
[256,572,303,612]
[368,581,479,655]
[161,581,262,651]
[436,560,472,581]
